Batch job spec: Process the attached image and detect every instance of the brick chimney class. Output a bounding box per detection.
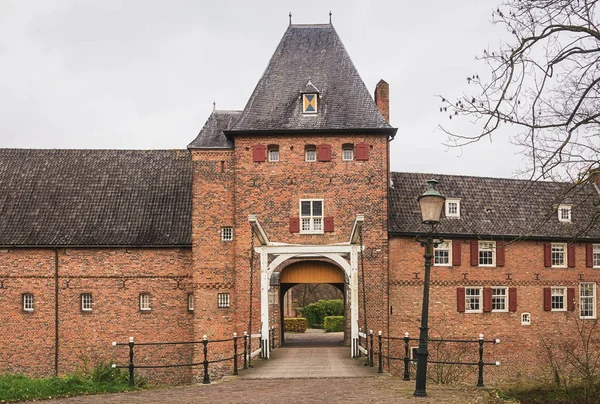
[375,79,390,123]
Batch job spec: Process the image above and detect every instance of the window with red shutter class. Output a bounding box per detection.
[544,243,552,267]
[509,288,517,312]
[567,288,576,311]
[483,288,492,312]
[324,217,334,232]
[543,287,552,311]
[252,144,266,162]
[317,144,331,162]
[568,244,576,267]
[289,217,300,233]
[452,241,461,266]
[470,240,478,266]
[457,288,466,312]
[496,242,505,266]
[586,244,594,268]
[355,143,369,161]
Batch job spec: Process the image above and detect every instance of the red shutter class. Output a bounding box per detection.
[317,144,331,162]
[543,287,552,311]
[568,245,576,268]
[509,288,517,312]
[586,244,594,268]
[457,288,466,312]
[544,243,552,267]
[252,144,266,162]
[355,143,369,161]
[496,242,505,267]
[567,288,576,311]
[289,217,299,233]
[483,288,492,312]
[324,217,334,232]
[470,240,479,266]
[452,241,461,266]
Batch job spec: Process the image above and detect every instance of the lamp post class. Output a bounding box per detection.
[414,179,445,397]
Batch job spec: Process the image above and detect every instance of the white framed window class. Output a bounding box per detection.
[465,288,482,313]
[268,146,279,162]
[445,199,461,218]
[139,293,151,311]
[521,312,531,326]
[551,287,567,311]
[342,145,354,161]
[580,282,596,319]
[433,241,452,266]
[218,292,230,308]
[300,199,323,234]
[593,244,600,268]
[81,293,93,312]
[552,243,567,267]
[23,293,34,312]
[558,205,571,223]
[479,241,496,266]
[305,146,316,162]
[491,287,508,312]
[188,293,194,312]
[221,227,233,241]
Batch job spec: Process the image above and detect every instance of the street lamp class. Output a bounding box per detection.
[414,179,445,397]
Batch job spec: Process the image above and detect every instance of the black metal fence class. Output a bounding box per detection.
[112,329,270,386]
[359,330,501,387]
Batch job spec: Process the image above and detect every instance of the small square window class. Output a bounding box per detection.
[558,205,571,222]
[218,292,230,308]
[445,199,460,218]
[342,146,354,161]
[305,147,316,162]
[268,147,279,162]
[479,241,496,266]
[81,293,93,312]
[23,293,34,312]
[221,227,233,241]
[551,287,566,311]
[433,241,452,266]
[551,243,567,267]
[140,293,151,311]
[188,293,194,312]
[465,288,482,313]
[303,93,318,114]
[521,312,531,326]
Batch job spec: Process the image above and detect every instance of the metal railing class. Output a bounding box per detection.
[112,330,265,386]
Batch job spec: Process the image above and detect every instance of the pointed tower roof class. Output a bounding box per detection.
[188,110,241,149]
[228,24,395,134]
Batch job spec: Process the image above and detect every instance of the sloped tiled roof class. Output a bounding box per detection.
[228,24,394,133]
[389,172,600,240]
[0,149,191,246]
[187,110,241,149]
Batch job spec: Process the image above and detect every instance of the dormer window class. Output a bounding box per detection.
[445,199,460,218]
[303,94,318,114]
[558,205,571,222]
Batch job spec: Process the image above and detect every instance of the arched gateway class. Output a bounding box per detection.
[249,214,364,359]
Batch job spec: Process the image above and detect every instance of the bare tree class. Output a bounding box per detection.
[440,0,600,185]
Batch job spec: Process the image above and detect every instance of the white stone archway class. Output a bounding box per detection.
[249,214,364,359]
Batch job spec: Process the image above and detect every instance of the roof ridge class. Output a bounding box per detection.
[391,171,564,184]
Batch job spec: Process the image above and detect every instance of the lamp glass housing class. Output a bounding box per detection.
[417,179,445,225]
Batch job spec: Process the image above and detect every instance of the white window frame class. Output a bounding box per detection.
[218,292,230,309]
[302,93,318,114]
[580,282,596,319]
[23,293,34,312]
[81,293,93,312]
[478,241,496,267]
[139,293,151,311]
[188,293,194,312]
[268,146,279,162]
[305,147,316,162]
[342,146,354,161]
[521,312,531,326]
[221,227,233,241]
[433,241,452,266]
[551,286,567,311]
[491,287,508,312]
[593,244,600,268]
[558,205,572,223]
[465,287,483,313]
[299,199,324,234]
[445,199,461,218]
[551,243,567,268]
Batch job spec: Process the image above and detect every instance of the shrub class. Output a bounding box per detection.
[298,299,344,328]
[284,318,307,332]
[324,316,344,332]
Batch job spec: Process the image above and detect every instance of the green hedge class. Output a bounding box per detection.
[284,318,307,332]
[324,316,344,332]
[298,299,344,328]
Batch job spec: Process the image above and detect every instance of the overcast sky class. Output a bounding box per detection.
[0,0,525,178]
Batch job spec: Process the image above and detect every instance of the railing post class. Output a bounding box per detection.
[378,331,383,373]
[477,333,484,387]
[243,331,248,369]
[358,327,362,358]
[202,335,210,384]
[369,330,374,367]
[128,336,135,387]
[403,332,410,381]
[271,326,275,350]
[233,333,239,376]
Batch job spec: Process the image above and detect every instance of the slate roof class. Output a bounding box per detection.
[0,149,191,246]
[187,110,241,149]
[389,172,600,240]
[228,24,394,134]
